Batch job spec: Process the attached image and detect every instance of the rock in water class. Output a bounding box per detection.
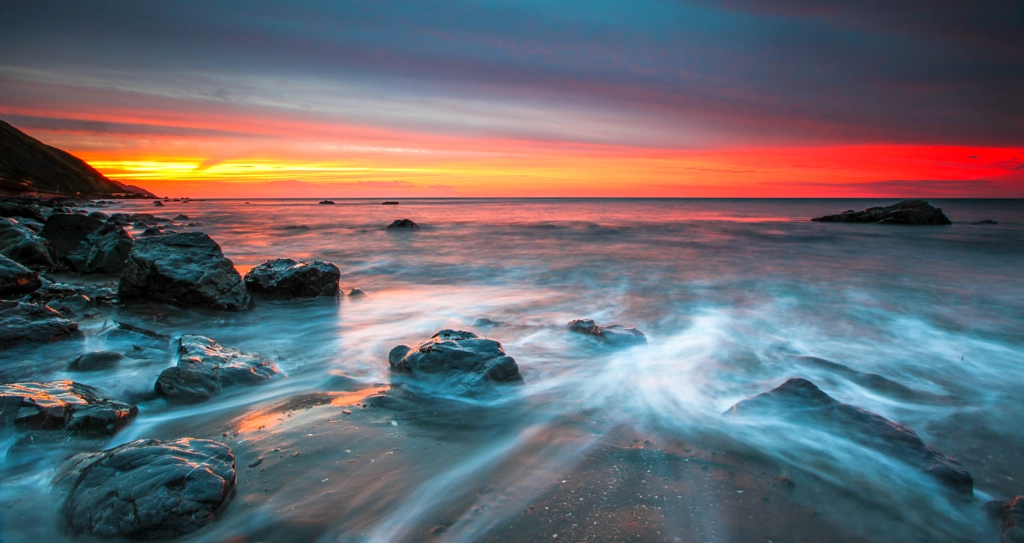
[243,258,340,298]
[155,334,282,404]
[811,199,952,225]
[67,222,134,274]
[68,351,124,371]
[0,301,82,346]
[0,381,137,436]
[56,438,235,539]
[0,217,55,268]
[39,213,105,261]
[388,329,524,395]
[568,318,647,346]
[726,378,973,493]
[987,496,1024,543]
[319,200,335,205]
[119,232,252,311]
[387,218,419,230]
[0,253,41,296]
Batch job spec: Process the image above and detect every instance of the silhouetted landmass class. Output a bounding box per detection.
[812,199,951,225]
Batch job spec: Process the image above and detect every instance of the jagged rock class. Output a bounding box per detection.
[67,222,134,274]
[0,217,55,268]
[243,258,340,298]
[726,378,973,493]
[68,352,124,371]
[388,329,523,395]
[0,253,41,296]
[119,232,251,311]
[0,301,82,346]
[155,335,282,404]
[56,438,235,539]
[568,319,647,346]
[387,218,419,230]
[811,199,952,225]
[39,212,105,260]
[0,381,137,436]
[30,282,116,305]
[987,496,1024,543]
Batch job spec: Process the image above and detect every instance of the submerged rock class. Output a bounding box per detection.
[0,253,41,296]
[67,222,134,274]
[56,438,235,539]
[0,381,137,436]
[39,212,105,261]
[68,351,124,372]
[727,378,972,493]
[0,217,55,268]
[387,218,419,230]
[46,294,92,318]
[973,219,998,225]
[98,321,171,350]
[348,287,365,297]
[388,329,524,395]
[0,301,82,346]
[811,199,952,225]
[119,232,252,311]
[987,496,1024,543]
[568,319,647,346]
[243,258,340,298]
[155,334,282,404]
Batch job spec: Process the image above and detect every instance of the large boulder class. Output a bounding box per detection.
[119,232,252,311]
[727,378,972,493]
[0,381,137,436]
[987,496,1024,543]
[0,217,54,268]
[568,319,647,347]
[811,199,952,225]
[388,329,524,395]
[0,301,82,346]
[67,222,134,274]
[56,438,236,539]
[243,258,340,298]
[155,335,282,404]
[39,212,105,260]
[0,253,41,297]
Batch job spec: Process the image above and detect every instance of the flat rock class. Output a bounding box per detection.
[387,218,419,230]
[155,334,283,404]
[119,232,252,311]
[67,222,134,274]
[388,329,523,395]
[0,301,82,346]
[726,378,972,493]
[39,212,105,260]
[811,199,952,225]
[68,351,124,371]
[0,217,55,268]
[243,258,340,298]
[56,438,235,539]
[568,318,647,346]
[987,496,1024,543]
[0,253,41,297]
[0,380,137,436]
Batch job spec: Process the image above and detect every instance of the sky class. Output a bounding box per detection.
[1,0,1022,197]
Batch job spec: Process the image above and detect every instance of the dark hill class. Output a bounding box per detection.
[0,119,153,197]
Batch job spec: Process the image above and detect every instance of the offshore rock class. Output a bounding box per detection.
[56,438,235,539]
[155,334,282,404]
[39,212,105,260]
[67,222,134,274]
[0,381,137,436]
[388,329,524,395]
[243,258,340,298]
[0,301,82,346]
[0,217,55,268]
[811,199,952,225]
[0,253,41,297]
[119,232,252,311]
[727,378,973,493]
[568,318,648,346]
[987,496,1024,543]
[387,218,419,230]
[68,351,124,372]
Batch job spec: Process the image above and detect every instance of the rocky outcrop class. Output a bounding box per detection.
[387,219,419,230]
[67,222,133,274]
[0,301,82,346]
[39,212,104,260]
[388,329,523,395]
[243,258,340,298]
[568,319,647,346]
[155,335,282,404]
[0,253,41,296]
[726,378,972,493]
[68,351,124,372]
[0,217,54,268]
[119,232,252,311]
[987,496,1024,543]
[0,381,137,436]
[56,438,235,539]
[811,199,952,225]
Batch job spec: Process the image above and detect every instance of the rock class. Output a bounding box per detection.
[318,200,335,205]
[382,201,399,205]
[140,227,164,236]
[0,301,82,346]
[173,214,190,220]
[811,199,952,225]
[46,294,92,317]
[153,200,164,206]
[987,496,1024,542]
[0,253,41,296]
[283,225,309,230]
[348,287,365,297]
[87,211,109,221]
[0,381,137,436]
[119,232,252,311]
[30,282,116,305]
[66,222,134,274]
[388,329,523,395]
[387,218,419,230]
[38,212,105,261]
[473,318,503,328]
[56,438,235,539]
[0,217,55,268]
[726,378,973,493]
[98,321,171,350]
[155,335,282,404]
[68,351,124,371]
[568,319,647,346]
[973,219,998,225]
[0,201,47,223]
[106,213,170,226]
[243,258,340,298]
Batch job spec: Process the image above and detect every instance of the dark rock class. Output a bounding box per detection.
[387,218,419,230]
[56,438,235,539]
[388,329,523,395]
[30,282,116,305]
[0,380,137,436]
[318,200,335,205]
[987,496,1024,542]
[283,225,309,230]
[66,222,134,274]
[155,334,282,404]
[0,253,41,296]
[173,214,190,220]
[811,199,952,225]
[69,351,124,371]
[153,200,164,206]
[0,201,47,223]
[106,213,170,226]
[46,294,91,317]
[348,287,365,297]
[973,219,998,225]
[140,227,163,236]
[39,212,105,260]
[382,201,399,205]
[726,378,973,493]
[98,321,171,350]
[0,217,55,268]
[243,258,340,298]
[0,301,82,346]
[568,319,647,346]
[119,232,252,311]
[87,211,108,221]
[473,318,504,328]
